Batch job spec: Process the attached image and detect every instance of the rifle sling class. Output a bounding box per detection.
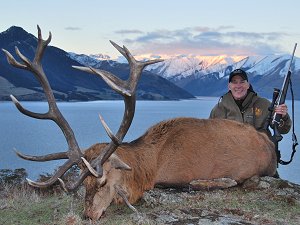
[277,78,298,165]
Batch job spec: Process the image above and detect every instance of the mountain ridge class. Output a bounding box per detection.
[0,26,194,101]
[79,50,300,100]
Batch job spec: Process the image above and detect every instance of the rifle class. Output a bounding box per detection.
[265,43,298,165]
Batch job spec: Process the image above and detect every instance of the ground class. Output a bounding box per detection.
[1,176,300,225]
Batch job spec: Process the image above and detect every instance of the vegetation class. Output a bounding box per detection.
[1,168,300,225]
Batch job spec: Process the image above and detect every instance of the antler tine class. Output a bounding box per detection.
[26,159,74,188]
[98,114,122,145]
[109,40,129,60]
[90,67,132,96]
[14,148,68,161]
[10,94,48,119]
[73,66,132,96]
[15,46,33,69]
[113,43,164,92]
[34,25,52,64]
[143,58,164,66]
[109,40,164,69]
[2,48,26,69]
[72,65,93,73]
[4,26,97,189]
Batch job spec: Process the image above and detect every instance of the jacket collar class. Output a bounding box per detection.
[221,91,257,110]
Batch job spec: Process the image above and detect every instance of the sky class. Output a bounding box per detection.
[1,0,300,58]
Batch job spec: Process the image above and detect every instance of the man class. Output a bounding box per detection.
[209,68,291,138]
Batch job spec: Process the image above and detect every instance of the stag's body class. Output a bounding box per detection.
[84,117,277,219]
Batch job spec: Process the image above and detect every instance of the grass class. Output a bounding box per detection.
[182,187,300,224]
[1,177,300,225]
[0,184,83,225]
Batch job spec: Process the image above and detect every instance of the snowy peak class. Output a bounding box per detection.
[145,54,300,81]
[68,52,100,67]
[136,55,246,81]
[245,55,294,77]
[89,53,111,61]
[68,52,118,68]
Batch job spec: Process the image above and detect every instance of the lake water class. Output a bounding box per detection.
[0,98,299,184]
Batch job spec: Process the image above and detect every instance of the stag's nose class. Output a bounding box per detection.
[84,208,105,220]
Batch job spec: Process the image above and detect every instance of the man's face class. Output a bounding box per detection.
[228,75,250,100]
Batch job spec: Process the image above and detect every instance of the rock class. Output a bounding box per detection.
[190,178,238,190]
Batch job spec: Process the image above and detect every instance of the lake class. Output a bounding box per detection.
[0,98,299,184]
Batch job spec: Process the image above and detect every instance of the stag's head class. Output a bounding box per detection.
[3,25,163,220]
[83,146,132,220]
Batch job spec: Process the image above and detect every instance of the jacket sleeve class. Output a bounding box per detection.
[209,103,226,119]
[278,113,292,134]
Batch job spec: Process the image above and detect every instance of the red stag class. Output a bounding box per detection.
[3,26,277,220]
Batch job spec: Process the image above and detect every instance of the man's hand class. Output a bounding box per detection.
[275,104,288,117]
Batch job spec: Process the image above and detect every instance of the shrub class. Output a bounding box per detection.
[0,168,27,187]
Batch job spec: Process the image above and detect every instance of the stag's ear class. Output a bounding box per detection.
[110,154,131,171]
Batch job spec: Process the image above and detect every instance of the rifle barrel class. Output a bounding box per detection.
[272,43,297,124]
[289,43,298,71]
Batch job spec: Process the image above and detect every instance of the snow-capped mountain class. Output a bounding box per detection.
[72,52,300,100]
[146,54,300,81]
[146,55,245,81]
[68,52,117,67]
[148,54,300,99]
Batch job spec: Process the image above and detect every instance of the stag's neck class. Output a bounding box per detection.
[117,144,158,200]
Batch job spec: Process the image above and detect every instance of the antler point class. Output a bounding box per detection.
[81,157,99,177]
[26,178,38,187]
[58,178,69,192]
[13,148,21,155]
[10,94,19,104]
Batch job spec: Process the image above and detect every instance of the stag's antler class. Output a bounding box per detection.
[65,41,163,190]
[2,25,96,188]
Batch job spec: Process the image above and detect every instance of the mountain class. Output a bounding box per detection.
[144,54,300,100]
[0,26,194,101]
[81,51,300,100]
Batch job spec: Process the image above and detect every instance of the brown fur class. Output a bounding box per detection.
[83,117,276,219]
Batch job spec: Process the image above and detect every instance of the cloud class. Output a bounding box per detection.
[64,27,81,31]
[115,29,143,34]
[193,26,234,32]
[135,30,176,43]
[115,26,289,56]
